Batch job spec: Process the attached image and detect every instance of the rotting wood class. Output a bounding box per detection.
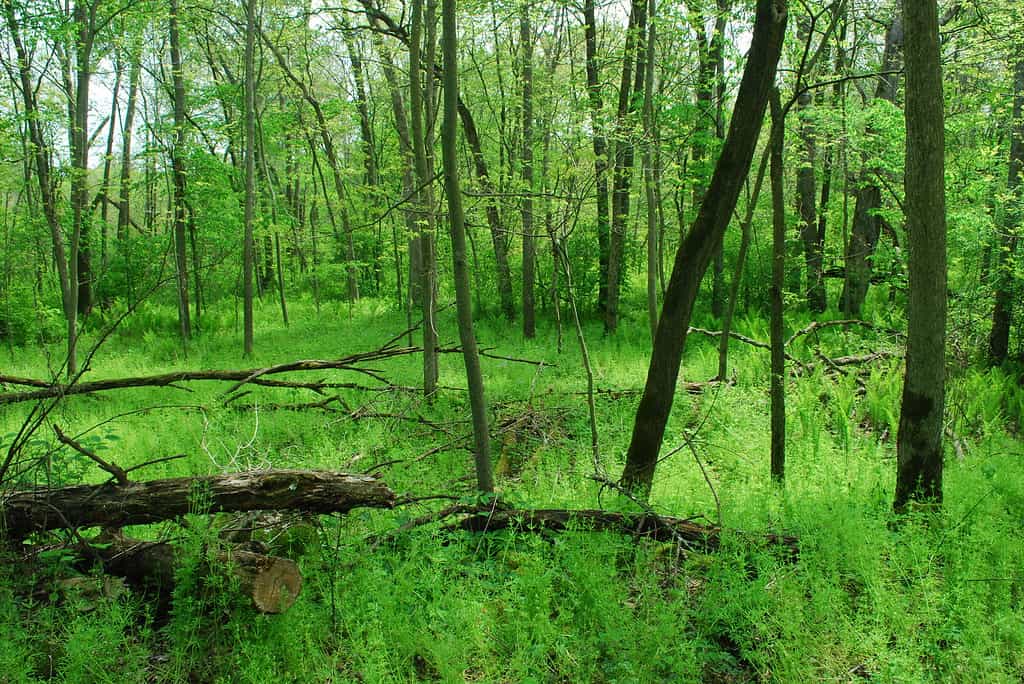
[451,508,799,558]
[1,470,396,538]
[37,536,302,613]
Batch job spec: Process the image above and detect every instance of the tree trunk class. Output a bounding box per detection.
[643,0,659,342]
[605,0,647,334]
[718,148,769,380]
[97,54,123,282]
[169,0,192,342]
[2,0,76,374]
[2,470,396,538]
[442,0,495,492]
[409,0,440,398]
[988,57,1024,365]
[582,0,611,315]
[243,0,256,356]
[117,46,141,244]
[840,16,902,316]
[521,1,536,339]
[769,89,786,483]
[71,1,93,321]
[619,0,787,498]
[894,0,946,512]
[457,99,515,321]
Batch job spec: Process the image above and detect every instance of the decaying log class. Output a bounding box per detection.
[2,470,396,538]
[55,537,302,613]
[453,508,799,558]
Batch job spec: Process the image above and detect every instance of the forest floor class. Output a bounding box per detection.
[2,295,1023,683]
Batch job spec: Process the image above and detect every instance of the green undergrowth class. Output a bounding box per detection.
[2,297,1023,682]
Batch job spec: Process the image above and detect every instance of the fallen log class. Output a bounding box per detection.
[0,350,418,406]
[1,470,396,538]
[452,508,798,558]
[104,538,301,613]
[39,537,302,613]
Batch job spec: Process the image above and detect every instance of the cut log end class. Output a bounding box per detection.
[233,550,302,613]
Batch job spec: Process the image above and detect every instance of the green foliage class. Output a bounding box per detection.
[1,302,1022,681]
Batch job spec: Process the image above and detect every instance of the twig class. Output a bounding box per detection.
[53,424,129,485]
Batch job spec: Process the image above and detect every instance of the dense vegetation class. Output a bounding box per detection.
[1,0,1023,680]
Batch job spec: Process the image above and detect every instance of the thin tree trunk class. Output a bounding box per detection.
[71,1,93,320]
[2,0,76,374]
[117,45,141,244]
[769,89,786,483]
[718,147,769,380]
[457,99,515,321]
[243,0,257,356]
[410,0,439,398]
[605,0,647,333]
[521,1,536,338]
[169,0,192,342]
[441,0,494,492]
[582,0,611,314]
[97,54,123,282]
[642,0,658,342]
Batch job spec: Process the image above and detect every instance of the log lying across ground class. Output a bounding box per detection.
[454,509,799,558]
[2,470,396,538]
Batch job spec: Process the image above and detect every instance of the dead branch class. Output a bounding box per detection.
[785,319,904,347]
[450,508,799,558]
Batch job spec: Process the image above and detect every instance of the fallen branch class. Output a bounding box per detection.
[2,469,396,538]
[785,319,904,347]
[688,327,806,369]
[0,351,417,406]
[451,508,798,558]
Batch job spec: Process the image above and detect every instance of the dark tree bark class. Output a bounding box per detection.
[69,1,96,321]
[442,0,495,492]
[894,0,946,512]
[840,16,902,316]
[2,470,396,538]
[988,57,1024,365]
[97,53,122,279]
[619,0,788,497]
[769,89,786,483]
